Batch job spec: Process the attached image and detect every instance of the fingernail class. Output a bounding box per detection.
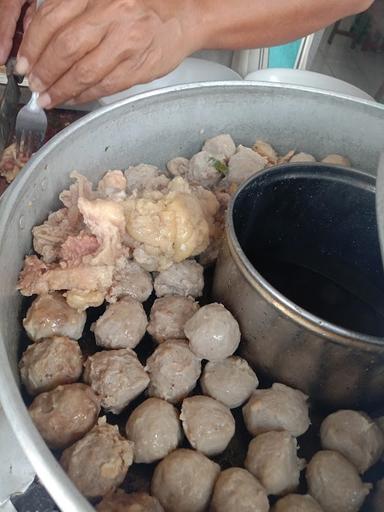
[38,92,51,109]
[15,56,29,75]
[28,74,45,92]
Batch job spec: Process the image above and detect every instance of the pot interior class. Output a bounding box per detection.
[232,164,384,338]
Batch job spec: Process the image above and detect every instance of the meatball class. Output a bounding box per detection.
[253,140,278,165]
[321,154,351,167]
[201,356,258,408]
[125,398,182,463]
[242,383,310,437]
[107,258,153,303]
[244,431,305,496]
[19,336,83,395]
[180,395,235,456]
[227,145,267,184]
[92,297,147,349]
[306,450,371,512]
[153,260,204,298]
[23,292,86,341]
[61,420,134,498]
[290,152,316,163]
[184,303,240,361]
[146,340,201,403]
[151,448,220,512]
[97,490,164,512]
[272,494,323,512]
[167,157,190,177]
[187,151,222,188]
[84,349,149,414]
[211,467,269,512]
[125,164,169,193]
[29,383,100,449]
[320,410,384,474]
[147,296,199,343]
[202,134,236,160]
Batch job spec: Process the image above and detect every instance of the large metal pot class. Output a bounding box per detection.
[0,83,383,510]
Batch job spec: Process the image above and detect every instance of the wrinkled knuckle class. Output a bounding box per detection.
[54,30,79,59]
[75,63,97,86]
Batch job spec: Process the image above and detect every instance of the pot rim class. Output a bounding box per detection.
[226,162,384,351]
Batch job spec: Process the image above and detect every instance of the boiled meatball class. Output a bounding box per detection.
[244,431,305,496]
[242,383,310,437]
[202,134,236,160]
[125,398,182,463]
[151,448,220,512]
[146,340,201,403]
[320,410,384,473]
[107,258,153,303]
[187,151,222,188]
[19,336,83,395]
[272,494,323,512]
[97,490,164,512]
[23,292,86,341]
[180,395,235,456]
[125,164,169,193]
[184,303,240,361]
[211,467,269,512]
[227,145,267,184]
[61,420,134,498]
[321,154,351,167]
[147,296,199,343]
[253,140,278,165]
[92,297,147,349]
[154,260,204,298]
[201,356,258,408]
[167,157,189,177]
[306,450,371,512]
[290,152,316,163]
[84,349,149,414]
[29,383,100,449]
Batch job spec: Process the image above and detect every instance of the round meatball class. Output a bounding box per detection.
[180,395,235,456]
[272,494,323,512]
[320,410,384,473]
[146,340,201,403]
[187,151,222,188]
[290,153,316,163]
[211,468,269,512]
[184,303,240,361]
[97,490,164,512]
[151,448,220,512]
[242,383,310,437]
[23,293,86,341]
[107,258,153,303]
[321,154,351,167]
[201,356,258,408]
[244,431,305,496]
[61,420,134,498]
[202,134,236,160]
[29,383,100,449]
[126,398,182,463]
[306,450,371,512]
[154,260,204,298]
[147,296,199,343]
[92,297,148,349]
[84,349,149,414]
[19,336,83,395]
[167,157,190,177]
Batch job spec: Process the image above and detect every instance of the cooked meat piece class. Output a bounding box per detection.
[290,152,316,163]
[146,340,201,403]
[187,151,223,188]
[244,431,305,496]
[320,410,384,473]
[147,296,199,343]
[126,397,182,463]
[184,303,241,361]
[97,170,127,200]
[125,164,170,194]
[166,157,189,177]
[253,140,278,165]
[59,171,96,228]
[59,231,100,267]
[227,145,267,184]
[242,383,310,437]
[61,420,134,498]
[306,450,371,512]
[23,292,86,341]
[151,448,220,512]
[84,349,149,414]
[211,467,269,512]
[19,336,83,395]
[0,142,27,183]
[180,395,235,456]
[29,383,100,449]
[372,479,384,512]
[97,490,164,512]
[65,289,106,311]
[272,494,323,512]
[92,298,148,349]
[107,257,153,303]
[153,260,204,298]
[321,154,351,167]
[202,134,236,160]
[201,356,258,409]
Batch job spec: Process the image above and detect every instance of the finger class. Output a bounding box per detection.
[15,0,88,75]
[23,1,36,32]
[0,0,25,64]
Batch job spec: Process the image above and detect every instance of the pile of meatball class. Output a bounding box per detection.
[19,256,384,512]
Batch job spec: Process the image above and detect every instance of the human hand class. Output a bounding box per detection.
[0,0,33,64]
[15,0,202,108]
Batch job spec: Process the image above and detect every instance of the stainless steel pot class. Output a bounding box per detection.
[0,83,383,511]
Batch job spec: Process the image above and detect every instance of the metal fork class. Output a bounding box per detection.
[15,0,47,159]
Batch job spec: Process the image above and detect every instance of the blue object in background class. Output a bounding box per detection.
[268,40,303,68]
